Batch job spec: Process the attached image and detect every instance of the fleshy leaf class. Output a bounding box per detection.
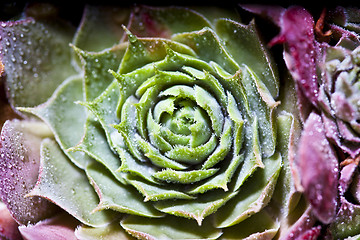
[73,43,126,101]
[69,116,123,183]
[18,75,91,168]
[0,15,77,108]
[124,174,195,202]
[0,202,22,240]
[73,5,129,52]
[268,6,319,108]
[18,213,79,240]
[216,18,279,98]
[215,152,282,228]
[221,209,279,240]
[172,27,239,75]
[296,112,338,224]
[27,138,116,227]
[0,119,59,224]
[121,215,222,240]
[154,190,237,226]
[330,197,360,239]
[279,205,318,240]
[330,164,360,239]
[153,168,219,184]
[127,6,211,38]
[75,220,134,240]
[85,161,163,218]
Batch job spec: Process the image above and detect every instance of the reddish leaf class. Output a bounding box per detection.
[280,206,318,240]
[297,225,322,240]
[297,112,338,224]
[0,119,59,224]
[0,203,21,240]
[268,6,319,109]
[19,213,79,240]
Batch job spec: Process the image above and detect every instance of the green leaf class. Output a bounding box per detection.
[124,175,195,202]
[117,147,157,184]
[119,35,196,74]
[73,44,126,101]
[188,154,244,194]
[216,19,279,98]
[27,138,116,227]
[86,161,163,218]
[75,220,134,240]
[153,168,219,184]
[215,152,282,228]
[201,117,233,169]
[221,209,279,239]
[83,80,122,151]
[172,27,239,75]
[242,66,277,158]
[121,215,222,240]
[69,115,124,184]
[73,6,129,52]
[18,75,90,168]
[0,16,77,108]
[127,6,212,38]
[233,117,263,191]
[154,190,238,226]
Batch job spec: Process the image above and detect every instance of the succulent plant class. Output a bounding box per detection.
[243,4,360,239]
[0,3,301,239]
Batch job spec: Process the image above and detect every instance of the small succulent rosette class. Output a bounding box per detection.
[0,4,299,239]
[245,5,360,239]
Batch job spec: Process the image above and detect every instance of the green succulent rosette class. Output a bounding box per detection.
[0,4,298,239]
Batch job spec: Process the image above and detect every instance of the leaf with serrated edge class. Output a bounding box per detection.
[75,219,134,240]
[69,115,124,184]
[86,161,163,218]
[73,6,129,52]
[215,152,282,228]
[221,208,279,240]
[155,190,237,225]
[72,43,126,101]
[124,174,195,202]
[127,6,212,38]
[18,75,91,169]
[172,27,239,75]
[216,19,279,98]
[121,215,222,240]
[27,138,116,227]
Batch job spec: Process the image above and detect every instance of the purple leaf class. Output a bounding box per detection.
[297,225,322,240]
[0,203,21,240]
[280,206,318,240]
[19,213,79,240]
[297,112,338,224]
[0,119,59,224]
[268,6,320,109]
[339,163,358,195]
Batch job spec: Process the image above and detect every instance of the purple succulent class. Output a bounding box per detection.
[243,4,360,239]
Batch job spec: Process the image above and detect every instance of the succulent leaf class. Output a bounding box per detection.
[18,213,79,240]
[0,120,58,224]
[0,15,77,108]
[27,138,117,227]
[120,215,222,240]
[0,4,298,240]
